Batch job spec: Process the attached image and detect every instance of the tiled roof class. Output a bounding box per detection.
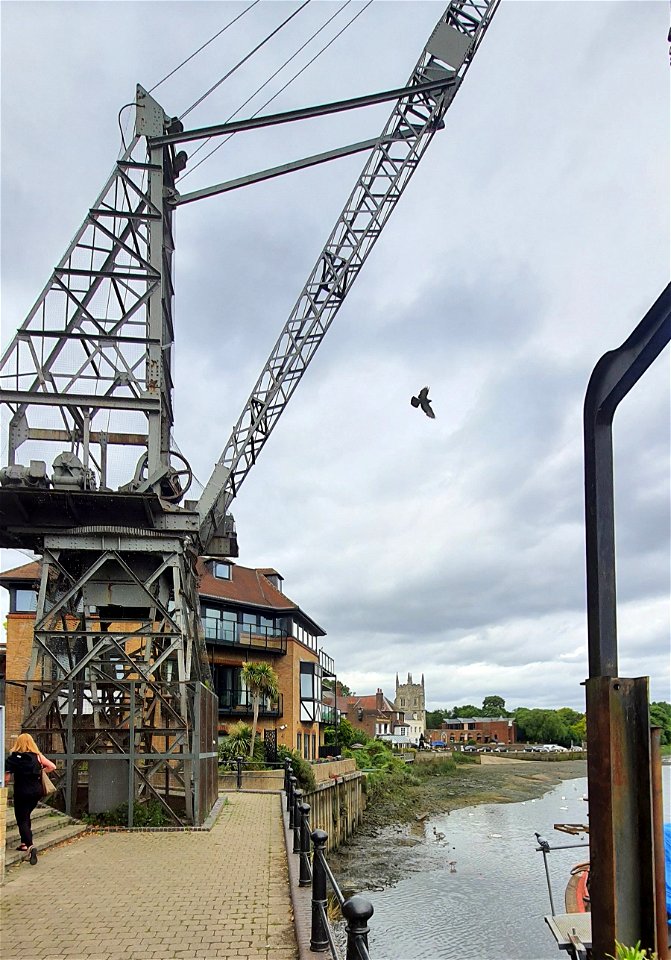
[347,694,396,713]
[0,561,40,582]
[197,559,296,611]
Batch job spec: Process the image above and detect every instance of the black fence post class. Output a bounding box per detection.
[284,758,292,795]
[288,776,297,826]
[310,829,329,952]
[343,895,374,960]
[293,788,303,854]
[299,801,311,886]
[236,757,242,790]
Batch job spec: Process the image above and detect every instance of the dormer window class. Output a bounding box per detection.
[213,561,231,580]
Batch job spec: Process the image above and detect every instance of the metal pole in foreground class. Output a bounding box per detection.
[293,788,303,855]
[310,830,329,952]
[288,776,297,826]
[299,801,311,887]
[535,834,556,916]
[343,894,374,960]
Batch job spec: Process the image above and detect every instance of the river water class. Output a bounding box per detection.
[351,763,671,960]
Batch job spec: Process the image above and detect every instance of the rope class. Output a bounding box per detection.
[180,0,312,122]
[148,0,262,96]
[183,0,373,179]
[183,0,353,171]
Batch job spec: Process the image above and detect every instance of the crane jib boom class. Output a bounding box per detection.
[197,0,500,552]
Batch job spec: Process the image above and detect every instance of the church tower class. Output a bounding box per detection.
[394,672,426,743]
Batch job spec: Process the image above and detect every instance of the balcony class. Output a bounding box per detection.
[319,648,335,677]
[203,621,287,655]
[217,689,283,719]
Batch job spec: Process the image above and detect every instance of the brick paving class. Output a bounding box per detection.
[1,793,298,960]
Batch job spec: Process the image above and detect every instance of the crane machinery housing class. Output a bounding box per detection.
[0,0,499,825]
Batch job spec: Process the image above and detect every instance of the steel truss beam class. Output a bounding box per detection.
[198,0,500,550]
[21,535,216,825]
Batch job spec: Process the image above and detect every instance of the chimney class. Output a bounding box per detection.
[376,688,384,712]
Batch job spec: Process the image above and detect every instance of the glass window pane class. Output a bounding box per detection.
[14,588,37,612]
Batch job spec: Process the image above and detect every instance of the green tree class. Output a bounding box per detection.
[450,704,483,718]
[650,701,671,745]
[323,717,363,749]
[482,695,507,717]
[425,709,449,730]
[241,661,280,757]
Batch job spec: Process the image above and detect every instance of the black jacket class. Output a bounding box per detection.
[6,751,42,796]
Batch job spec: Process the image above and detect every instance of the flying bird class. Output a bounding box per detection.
[411,386,435,419]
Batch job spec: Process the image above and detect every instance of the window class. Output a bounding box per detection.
[300,662,322,722]
[297,732,302,754]
[312,733,316,759]
[213,562,231,580]
[400,698,405,706]
[11,588,37,612]
[303,734,309,759]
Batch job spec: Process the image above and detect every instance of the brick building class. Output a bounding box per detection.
[345,689,405,741]
[428,716,517,746]
[1,558,335,761]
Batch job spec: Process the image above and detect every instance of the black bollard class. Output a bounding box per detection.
[283,758,292,795]
[299,801,311,886]
[293,788,303,854]
[343,895,374,960]
[310,829,329,952]
[288,776,298,826]
[236,756,242,790]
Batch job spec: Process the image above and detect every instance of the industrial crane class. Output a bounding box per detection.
[0,0,499,825]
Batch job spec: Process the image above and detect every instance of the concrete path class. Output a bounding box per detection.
[1,793,298,960]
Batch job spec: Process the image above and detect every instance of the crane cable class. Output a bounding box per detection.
[179,0,312,122]
[148,0,262,96]
[182,0,373,180]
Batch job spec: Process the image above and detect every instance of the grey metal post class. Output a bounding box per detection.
[299,801,311,886]
[285,764,293,809]
[343,895,374,960]
[310,830,329,952]
[288,776,297,826]
[293,788,303,854]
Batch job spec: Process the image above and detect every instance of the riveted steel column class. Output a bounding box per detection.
[586,677,655,956]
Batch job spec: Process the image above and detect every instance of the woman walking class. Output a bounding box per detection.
[4,733,57,864]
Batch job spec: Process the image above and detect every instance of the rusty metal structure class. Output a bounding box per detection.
[584,282,670,958]
[0,2,500,825]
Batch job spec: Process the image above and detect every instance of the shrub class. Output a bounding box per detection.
[277,746,316,793]
[83,800,168,827]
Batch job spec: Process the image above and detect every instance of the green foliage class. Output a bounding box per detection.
[608,941,658,960]
[449,704,484,718]
[241,661,280,757]
[425,709,450,730]
[323,716,364,749]
[482,695,508,716]
[83,800,168,827]
[218,722,265,766]
[276,746,316,793]
[650,701,671,745]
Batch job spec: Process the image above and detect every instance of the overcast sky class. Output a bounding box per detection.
[1,1,669,713]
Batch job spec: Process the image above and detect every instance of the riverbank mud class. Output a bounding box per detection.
[330,758,587,892]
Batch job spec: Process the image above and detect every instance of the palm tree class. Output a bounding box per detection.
[241,661,280,758]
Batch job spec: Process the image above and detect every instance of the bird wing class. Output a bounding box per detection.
[418,386,429,401]
[424,404,436,419]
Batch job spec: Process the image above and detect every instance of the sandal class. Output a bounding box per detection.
[16,844,28,851]
[29,846,38,865]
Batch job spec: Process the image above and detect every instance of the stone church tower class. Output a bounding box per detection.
[394,672,426,743]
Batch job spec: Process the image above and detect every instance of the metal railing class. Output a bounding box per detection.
[217,690,283,717]
[204,621,288,654]
[284,759,374,959]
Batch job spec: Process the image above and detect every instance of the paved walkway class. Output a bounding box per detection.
[1,793,298,960]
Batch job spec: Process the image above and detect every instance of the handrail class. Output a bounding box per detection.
[284,759,374,959]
